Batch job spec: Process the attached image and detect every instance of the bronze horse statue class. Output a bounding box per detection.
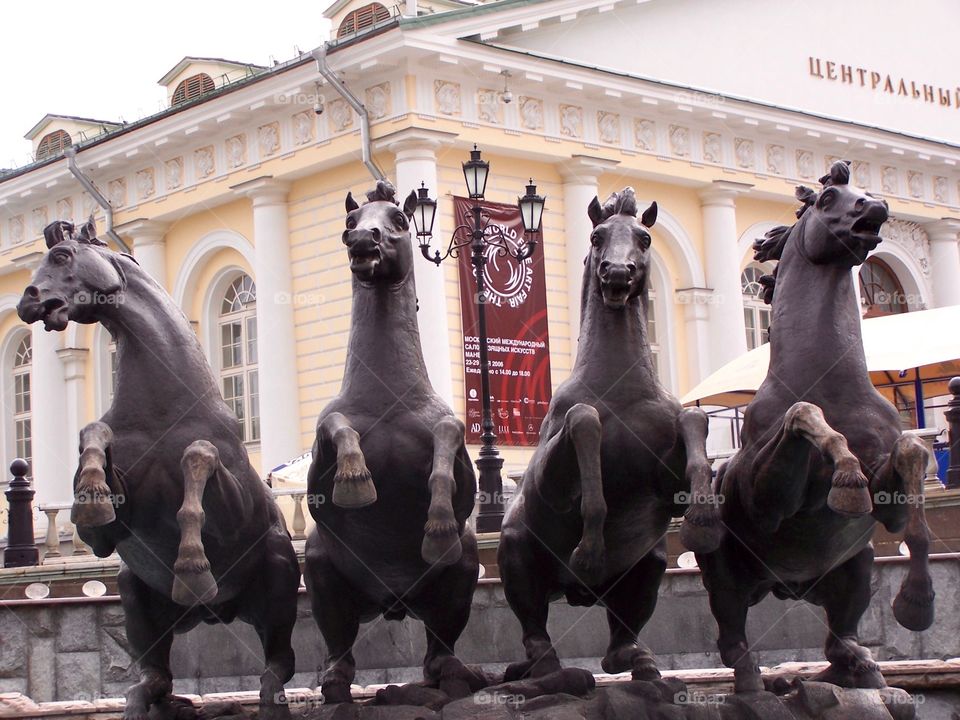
[304,181,483,703]
[696,161,934,692]
[17,219,300,720]
[499,189,722,681]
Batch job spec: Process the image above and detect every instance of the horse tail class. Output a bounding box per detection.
[171,440,220,605]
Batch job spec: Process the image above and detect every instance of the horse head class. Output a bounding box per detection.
[753,161,888,303]
[342,180,418,284]
[586,188,657,309]
[17,218,129,331]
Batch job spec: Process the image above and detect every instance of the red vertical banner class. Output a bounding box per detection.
[454,197,553,446]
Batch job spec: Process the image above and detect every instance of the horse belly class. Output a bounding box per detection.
[757,514,875,582]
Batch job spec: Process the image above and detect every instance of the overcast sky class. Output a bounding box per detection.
[1,1,332,168]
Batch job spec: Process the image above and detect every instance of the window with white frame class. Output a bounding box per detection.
[647,289,660,378]
[12,336,32,473]
[741,264,772,351]
[219,274,259,443]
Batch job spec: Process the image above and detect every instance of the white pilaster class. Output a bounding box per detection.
[924,218,960,308]
[699,181,753,374]
[30,325,72,509]
[118,219,169,288]
[675,287,714,388]
[55,347,89,527]
[232,177,301,473]
[377,128,457,407]
[560,155,620,361]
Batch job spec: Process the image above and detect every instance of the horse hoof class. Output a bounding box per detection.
[71,494,115,528]
[733,665,764,694]
[893,582,935,631]
[569,543,605,586]
[812,662,886,689]
[332,474,377,508]
[321,681,353,705]
[171,569,218,606]
[827,483,872,517]
[680,508,724,554]
[421,525,462,566]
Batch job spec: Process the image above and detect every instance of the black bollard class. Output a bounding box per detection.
[3,458,39,568]
[946,377,960,490]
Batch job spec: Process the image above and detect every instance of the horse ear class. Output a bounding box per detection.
[640,201,658,228]
[345,192,360,213]
[587,196,604,228]
[77,215,97,242]
[402,190,417,219]
[44,220,74,249]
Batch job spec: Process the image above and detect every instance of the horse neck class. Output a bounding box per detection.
[767,237,872,394]
[574,264,659,393]
[102,265,220,418]
[341,271,432,400]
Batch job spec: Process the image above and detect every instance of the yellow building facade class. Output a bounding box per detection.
[1,0,958,539]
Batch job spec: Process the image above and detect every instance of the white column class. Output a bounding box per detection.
[30,325,72,509]
[233,177,301,473]
[924,218,960,308]
[699,181,752,374]
[379,128,456,406]
[561,156,620,361]
[675,287,714,388]
[118,219,169,287]
[55,347,88,528]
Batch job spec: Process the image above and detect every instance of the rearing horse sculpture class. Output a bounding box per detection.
[697,161,935,692]
[499,188,722,681]
[17,219,300,720]
[304,181,483,703]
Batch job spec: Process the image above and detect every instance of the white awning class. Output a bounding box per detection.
[682,305,960,407]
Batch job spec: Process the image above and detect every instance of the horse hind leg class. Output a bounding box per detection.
[72,421,117,527]
[171,440,219,605]
[880,434,935,631]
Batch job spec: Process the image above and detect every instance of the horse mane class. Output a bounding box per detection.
[364,179,400,205]
[751,160,850,305]
[599,187,638,220]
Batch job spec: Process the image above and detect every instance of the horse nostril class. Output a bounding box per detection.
[600,261,611,275]
[24,286,40,300]
[626,263,637,276]
[371,228,381,244]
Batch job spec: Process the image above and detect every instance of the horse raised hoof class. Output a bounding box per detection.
[680,503,724,554]
[827,462,872,516]
[569,540,605,586]
[421,521,462,566]
[171,563,218,606]
[893,578,935,631]
[72,466,116,527]
[331,453,377,508]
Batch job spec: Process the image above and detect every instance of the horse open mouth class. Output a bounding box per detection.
[601,281,632,309]
[39,298,70,331]
[851,215,884,248]
[349,248,382,277]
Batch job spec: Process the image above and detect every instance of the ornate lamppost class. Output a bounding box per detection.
[411,146,545,532]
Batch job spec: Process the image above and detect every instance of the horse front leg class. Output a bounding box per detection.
[871,433,935,631]
[72,421,117,527]
[752,402,870,532]
[672,408,723,554]
[421,415,467,566]
[317,412,376,508]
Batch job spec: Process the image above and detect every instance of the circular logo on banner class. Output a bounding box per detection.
[483,229,533,308]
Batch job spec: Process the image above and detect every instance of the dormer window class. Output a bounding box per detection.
[338,2,391,38]
[172,73,216,105]
[36,130,72,160]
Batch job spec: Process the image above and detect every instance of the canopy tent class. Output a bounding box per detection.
[682,306,960,417]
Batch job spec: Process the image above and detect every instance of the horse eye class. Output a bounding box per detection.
[345,217,357,230]
[855,198,865,212]
[394,213,407,229]
[590,232,602,247]
[52,251,70,264]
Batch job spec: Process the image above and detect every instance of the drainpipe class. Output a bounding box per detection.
[63,146,131,253]
[312,45,386,182]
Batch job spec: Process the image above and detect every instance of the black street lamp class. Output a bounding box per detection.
[412,146,545,533]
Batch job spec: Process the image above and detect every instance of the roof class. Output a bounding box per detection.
[398,0,542,27]
[25,114,122,141]
[157,56,268,86]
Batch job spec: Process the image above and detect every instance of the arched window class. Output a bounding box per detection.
[12,336,31,473]
[337,2,391,37]
[36,130,72,160]
[859,257,907,317]
[219,274,259,442]
[172,73,216,105]
[741,264,771,350]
